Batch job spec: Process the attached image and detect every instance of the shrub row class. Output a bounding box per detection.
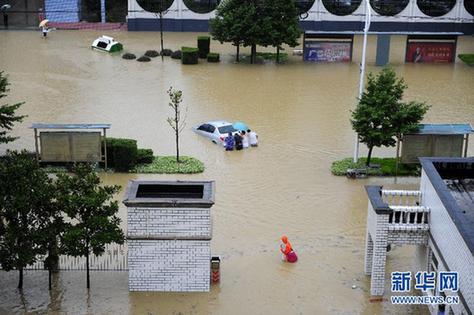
[207,52,220,62]
[106,138,154,171]
[182,47,199,65]
[197,36,210,59]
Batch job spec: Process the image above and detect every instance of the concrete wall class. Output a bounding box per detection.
[420,170,474,314]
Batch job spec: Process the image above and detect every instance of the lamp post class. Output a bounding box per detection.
[353,0,372,163]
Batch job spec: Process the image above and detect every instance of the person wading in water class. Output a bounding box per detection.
[280,235,297,263]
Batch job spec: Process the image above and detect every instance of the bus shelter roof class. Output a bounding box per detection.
[31,123,111,130]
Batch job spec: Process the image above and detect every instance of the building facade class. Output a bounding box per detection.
[364,158,474,314]
[127,0,474,33]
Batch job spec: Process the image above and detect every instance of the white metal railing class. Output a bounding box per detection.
[388,205,430,231]
[382,190,422,207]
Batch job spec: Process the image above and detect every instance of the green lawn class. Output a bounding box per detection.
[133,156,204,174]
[458,54,474,66]
[331,157,420,176]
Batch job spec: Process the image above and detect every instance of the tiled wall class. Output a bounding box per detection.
[128,240,210,292]
[420,170,474,313]
[127,206,212,292]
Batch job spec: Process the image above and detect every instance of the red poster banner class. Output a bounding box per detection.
[406,42,455,63]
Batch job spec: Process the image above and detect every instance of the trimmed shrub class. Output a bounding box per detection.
[122,53,136,60]
[137,56,151,62]
[106,138,138,171]
[145,50,160,58]
[207,52,220,63]
[161,49,173,56]
[137,148,154,164]
[197,36,210,59]
[171,50,182,59]
[181,47,199,65]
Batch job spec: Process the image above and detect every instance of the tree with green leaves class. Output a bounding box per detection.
[261,0,301,63]
[351,67,430,166]
[56,163,124,289]
[0,71,26,144]
[37,193,64,290]
[0,151,54,289]
[210,0,252,62]
[166,87,186,163]
[211,0,301,64]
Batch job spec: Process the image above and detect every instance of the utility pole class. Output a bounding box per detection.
[353,0,372,163]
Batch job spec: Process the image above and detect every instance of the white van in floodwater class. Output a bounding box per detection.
[91,35,123,53]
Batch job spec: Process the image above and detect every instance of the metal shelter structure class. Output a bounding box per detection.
[31,123,110,169]
[398,123,473,165]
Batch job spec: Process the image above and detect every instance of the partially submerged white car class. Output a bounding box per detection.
[91,35,123,53]
[192,121,238,145]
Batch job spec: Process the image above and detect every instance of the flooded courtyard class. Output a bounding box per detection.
[0,30,473,314]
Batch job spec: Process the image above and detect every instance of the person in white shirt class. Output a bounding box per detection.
[241,130,249,149]
[247,129,258,147]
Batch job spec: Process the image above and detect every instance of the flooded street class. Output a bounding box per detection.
[0,30,473,314]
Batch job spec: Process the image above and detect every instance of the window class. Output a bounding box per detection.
[136,0,174,13]
[183,0,220,14]
[207,125,216,133]
[199,124,215,133]
[417,0,456,17]
[97,41,108,49]
[466,0,474,16]
[295,0,315,14]
[370,0,409,16]
[322,0,362,16]
[218,125,235,134]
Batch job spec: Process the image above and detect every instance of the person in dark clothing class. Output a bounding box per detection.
[234,132,243,150]
[224,132,234,151]
[3,12,8,29]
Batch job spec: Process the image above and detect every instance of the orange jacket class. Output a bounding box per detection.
[280,236,293,255]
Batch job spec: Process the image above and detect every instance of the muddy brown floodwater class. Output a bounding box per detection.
[0,30,473,315]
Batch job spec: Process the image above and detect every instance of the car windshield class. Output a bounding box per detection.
[218,125,236,134]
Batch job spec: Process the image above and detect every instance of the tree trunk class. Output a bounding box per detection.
[18,268,23,289]
[48,269,52,290]
[236,45,240,63]
[175,106,180,163]
[250,44,256,64]
[159,12,164,62]
[276,47,280,64]
[86,251,90,289]
[366,146,374,167]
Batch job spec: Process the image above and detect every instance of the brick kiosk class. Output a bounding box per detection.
[123,180,215,292]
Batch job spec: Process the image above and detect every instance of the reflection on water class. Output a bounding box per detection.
[0,30,473,314]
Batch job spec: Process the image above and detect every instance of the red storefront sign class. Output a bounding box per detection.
[406,42,455,63]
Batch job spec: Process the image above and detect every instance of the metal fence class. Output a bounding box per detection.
[23,243,128,271]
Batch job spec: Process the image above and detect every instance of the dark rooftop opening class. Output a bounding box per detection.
[433,161,474,179]
[136,184,204,199]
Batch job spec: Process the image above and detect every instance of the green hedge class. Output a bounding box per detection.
[106,138,138,172]
[181,47,199,65]
[137,148,154,164]
[458,54,474,66]
[207,52,220,63]
[331,157,419,176]
[197,36,210,59]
